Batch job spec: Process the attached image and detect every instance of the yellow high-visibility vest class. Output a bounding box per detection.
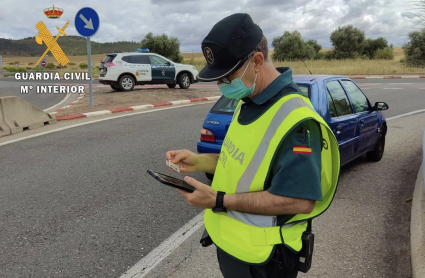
[204,94,340,265]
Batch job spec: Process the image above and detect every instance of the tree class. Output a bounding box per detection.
[272,31,317,61]
[403,28,425,67]
[330,25,366,59]
[306,39,322,55]
[141,32,183,63]
[363,37,388,59]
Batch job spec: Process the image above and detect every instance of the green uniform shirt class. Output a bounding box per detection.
[238,67,322,224]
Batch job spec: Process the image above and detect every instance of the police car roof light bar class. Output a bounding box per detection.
[135,48,150,53]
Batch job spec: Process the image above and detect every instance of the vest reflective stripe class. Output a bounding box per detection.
[228,97,320,228]
[236,97,317,193]
[227,211,276,227]
[204,94,340,264]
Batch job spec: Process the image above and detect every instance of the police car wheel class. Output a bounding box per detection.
[205,173,214,181]
[110,84,123,91]
[178,73,191,89]
[366,128,386,162]
[119,75,135,91]
[167,82,177,88]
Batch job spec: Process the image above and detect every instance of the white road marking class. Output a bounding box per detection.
[43,93,71,112]
[386,109,425,121]
[382,88,402,90]
[361,88,371,90]
[119,212,204,278]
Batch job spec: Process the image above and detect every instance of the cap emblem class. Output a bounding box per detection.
[204,47,214,64]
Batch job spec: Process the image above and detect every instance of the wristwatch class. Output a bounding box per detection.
[212,191,227,213]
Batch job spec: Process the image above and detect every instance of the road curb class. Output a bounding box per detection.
[54,96,221,120]
[411,130,425,278]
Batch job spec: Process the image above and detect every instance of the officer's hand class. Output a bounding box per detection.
[165,149,199,173]
[175,176,216,209]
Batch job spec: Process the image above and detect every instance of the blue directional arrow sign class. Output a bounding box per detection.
[75,7,100,37]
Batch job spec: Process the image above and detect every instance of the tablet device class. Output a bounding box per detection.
[147,170,195,193]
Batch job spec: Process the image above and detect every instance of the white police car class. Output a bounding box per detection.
[98,49,199,91]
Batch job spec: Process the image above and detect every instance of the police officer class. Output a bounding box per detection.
[166,13,340,278]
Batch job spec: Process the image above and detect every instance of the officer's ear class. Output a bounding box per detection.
[252,52,264,72]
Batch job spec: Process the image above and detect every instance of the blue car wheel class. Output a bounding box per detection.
[366,126,386,162]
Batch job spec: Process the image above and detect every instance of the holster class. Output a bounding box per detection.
[271,219,314,275]
[200,228,213,247]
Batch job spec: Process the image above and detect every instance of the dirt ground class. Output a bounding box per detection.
[53,85,221,116]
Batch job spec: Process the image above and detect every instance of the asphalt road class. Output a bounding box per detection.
[0,78,424,277]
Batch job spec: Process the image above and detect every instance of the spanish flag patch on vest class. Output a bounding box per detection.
[293,145,312,154]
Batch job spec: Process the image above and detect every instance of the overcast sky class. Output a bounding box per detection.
[0,0,421,53]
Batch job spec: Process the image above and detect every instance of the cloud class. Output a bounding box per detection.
[0,0,417,53]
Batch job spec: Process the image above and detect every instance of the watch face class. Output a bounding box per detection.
[212,207,226,213]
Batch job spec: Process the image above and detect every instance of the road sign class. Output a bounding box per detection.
[41,60,46,67]
[75,7,100,37]
[75,7,100,108]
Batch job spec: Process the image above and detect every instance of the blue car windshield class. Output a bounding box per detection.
[211,97,240,113]
[211,85,310,113]
[297,85,309,97]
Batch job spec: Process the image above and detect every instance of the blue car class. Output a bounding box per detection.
[197,74,388,180]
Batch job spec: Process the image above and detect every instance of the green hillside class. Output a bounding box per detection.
[0,36,141,56]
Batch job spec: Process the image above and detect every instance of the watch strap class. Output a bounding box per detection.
[213,191,227,213]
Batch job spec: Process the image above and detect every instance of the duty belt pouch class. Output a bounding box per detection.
[268,244,297,277]
[297,219,314,273]
[200,228,213,247]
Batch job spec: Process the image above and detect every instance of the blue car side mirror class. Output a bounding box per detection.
[374,102,389,111]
